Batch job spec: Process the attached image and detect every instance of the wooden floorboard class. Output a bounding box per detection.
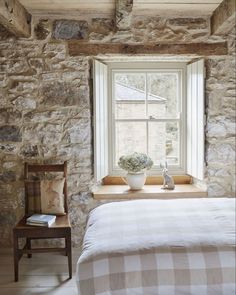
[0,248,80,295]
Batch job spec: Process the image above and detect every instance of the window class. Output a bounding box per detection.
[93,59,205,182]
[109,63,186,176]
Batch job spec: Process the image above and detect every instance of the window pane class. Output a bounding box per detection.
[115,122,147,163]
[147,73,178,119]
[115,73,146,119]
[148,121,180,166]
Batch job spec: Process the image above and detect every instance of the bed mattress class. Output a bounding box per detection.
[76,198,236,295]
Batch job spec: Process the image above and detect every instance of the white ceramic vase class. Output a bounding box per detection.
[125,172,146,190]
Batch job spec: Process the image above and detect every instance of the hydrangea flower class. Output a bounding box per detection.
[118,152,153,173]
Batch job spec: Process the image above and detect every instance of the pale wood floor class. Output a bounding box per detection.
[0,248,81,295]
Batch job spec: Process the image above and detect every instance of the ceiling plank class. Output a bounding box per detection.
[135,0,222,3]
[133,3,219,12]
[0,0,31,37]
[19,3,114,10]
[68,41,228,56]
[211,0,236,35]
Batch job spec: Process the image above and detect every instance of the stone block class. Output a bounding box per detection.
[0,171,16,182]
[0,108,21,124]
[42,43,66,59]
[208,166,233,177]
[7,59,33,75]
[0,143,18,153]
[207,117,235,138]
[0,24,15,40]
[61,71,86,82]
[168,18,208,29]
[52,20,89,40]
[40,81,89,107]
[19,144,39,158]
[39,144,57,158]
[207,142,235,164]
[59,57,89,71]
[116,0,133,30]
[34,19,51,40]
[24,109,68,123]
[0,212,15,224]
[0,60,8,73]
[0,74,7,88]
[91,18,115,35]
[28,58,49,73]
[63,118,91,144]
[8,79,38,95]
[208,182,227,197]
[2,161,17,169]
[0,125,22,142]
[0,225,13,246]
[23,123,62,145]
[12,96,37,111]
[132,16,209,43]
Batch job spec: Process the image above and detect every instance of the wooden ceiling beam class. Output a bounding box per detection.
[68,41,228,56]
[0,0,31,37]
[211,0,236,35]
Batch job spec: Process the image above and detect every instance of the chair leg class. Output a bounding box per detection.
[26,238,32,258]
[65,233,72,279]
[13,231,19,282]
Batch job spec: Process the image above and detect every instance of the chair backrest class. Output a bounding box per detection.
[24,162,68,215]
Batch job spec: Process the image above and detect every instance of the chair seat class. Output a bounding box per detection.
[15,215,71,230]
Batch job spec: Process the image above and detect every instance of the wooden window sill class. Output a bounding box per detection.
[103,175,192,185]
[93,184,207,200]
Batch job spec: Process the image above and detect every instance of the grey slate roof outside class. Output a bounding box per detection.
[115,82,167,103]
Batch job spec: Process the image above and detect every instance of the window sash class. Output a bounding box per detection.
[114,118,182,169]
[108,63,186,176]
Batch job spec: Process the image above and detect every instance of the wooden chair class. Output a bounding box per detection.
[13,162,72,282]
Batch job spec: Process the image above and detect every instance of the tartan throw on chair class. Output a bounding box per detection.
[25,181,41,214]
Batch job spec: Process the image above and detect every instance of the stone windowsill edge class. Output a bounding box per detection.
[93,184,208,200]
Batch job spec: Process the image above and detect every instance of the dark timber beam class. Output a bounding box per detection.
[0,0,31,37]
[211,0,236,35]
[68,42,228,56]
[116,0,133,30]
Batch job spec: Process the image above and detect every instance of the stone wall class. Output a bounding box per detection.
[0,16,235,247]
[205,27,235,197]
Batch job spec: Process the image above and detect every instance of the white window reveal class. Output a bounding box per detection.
[93,59,205,181]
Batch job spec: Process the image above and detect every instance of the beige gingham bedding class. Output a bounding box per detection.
[76,198,236,295]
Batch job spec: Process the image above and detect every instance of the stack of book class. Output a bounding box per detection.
[26,214,56,227]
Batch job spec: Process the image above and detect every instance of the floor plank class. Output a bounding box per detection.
[0,248,80,295]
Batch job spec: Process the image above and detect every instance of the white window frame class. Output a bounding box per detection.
[107,62,187,176]
[93,59,205,182]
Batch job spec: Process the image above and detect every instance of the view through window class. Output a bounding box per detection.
[110,67,185,173]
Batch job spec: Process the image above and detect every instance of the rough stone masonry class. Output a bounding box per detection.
[0,15,235,247]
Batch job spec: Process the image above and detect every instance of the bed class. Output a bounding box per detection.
[76,198,236,295]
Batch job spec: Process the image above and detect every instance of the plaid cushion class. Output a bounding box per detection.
[25,181,41,214]
[25,179,65,215]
